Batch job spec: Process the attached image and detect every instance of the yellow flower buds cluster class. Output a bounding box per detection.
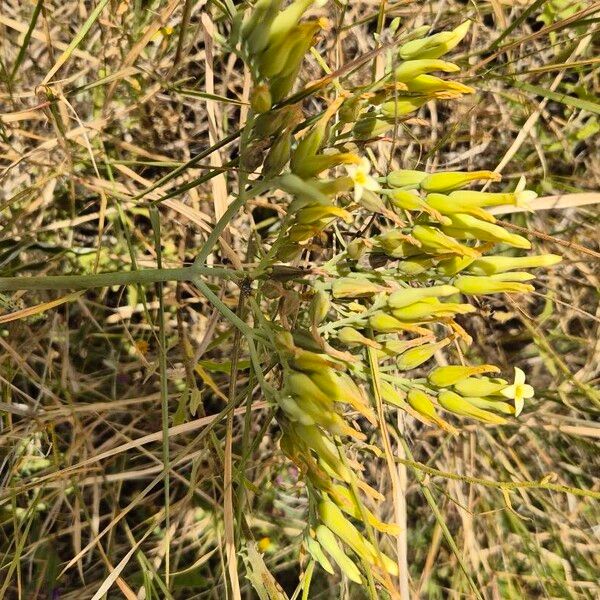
[275,337,399,593]
[232,4,562,592]
[240,0,326,102]
[352,21,474,140]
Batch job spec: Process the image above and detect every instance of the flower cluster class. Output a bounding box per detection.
[234,1,561,594]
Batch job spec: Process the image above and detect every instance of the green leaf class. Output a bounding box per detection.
[512,80,600,115]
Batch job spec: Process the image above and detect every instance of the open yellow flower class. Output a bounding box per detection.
[346,157,380,202]
[500,367,534,416]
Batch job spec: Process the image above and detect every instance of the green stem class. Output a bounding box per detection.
[0,266,241,292]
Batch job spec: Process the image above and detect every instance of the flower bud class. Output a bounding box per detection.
[310,289,330,325]
[329,484,401,535]
[369,312,426,333]
[398,21,471,60]
[413,224,479,257]
[294,424,351,481]
[464,396,514,415]
[429,364,500,387]
[453,376,508,397]
[353,115,392,140]
[253,104,302,138]
[292,349,340,372]
[392,298,475,321]
[294,152,361,179]
[250,84,272,113]
[454,275,534,295]
[242,0,281,55]
[339,96,363,123]
[468,254,562,275]
[304,534,335,575]
[375,230,421,257]
[291,96,345,172]
[388,284,459,308]
[347,238,368,260]
[388,189,424,211]
[287,223,322,242]
[437,390,508,424]
[435,256,475,276]
[262,130,291,177]
[275,330,295,352]
[318,499,377,562]
[442,213,531,249]
[405,75,475,94]
[267,0,318,47]
[406,389,457,433]
[315,526,362,583]
[426,193,495,222]
[277,173,330,206]
[334,372,377,424]
[394,59,460,82]
[332,277,386,298]
[397,337,451,370]
[296,204,353,225]
[380,381,408,408]
[278,395,315,425]
[387,169,427,189]
[381,96,430,117]
[396,258,435,275]
[420,170,501,193]
[337,327,381,349]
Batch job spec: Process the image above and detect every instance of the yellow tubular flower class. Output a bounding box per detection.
[267,0,318,47]
[315,525,363,583]
[388,284,459,308]
[398,21,471,60]
[397,338,451,370]
[442,213,531,249]
[448,189,523,207]
[391,298,475,321]
[387,169,427,189]
[429,364,501,387]
[407,389,458,434]
[425,193,496,222]
[337,327,382,349]
[288,371,335,410]
[278,396,315,425]
[305,534,335,574]
[294,424,352,481]
[437,390,508,424]
[394,59,460,82]
[464,396,514,415]
[369,313,431,335]
[381,96,430,117]
[453,376,508,397]
[467,254,562,275]
[413,224,480,257]
[296,204,353,225]
[329,484,401,535]
[500,367,534,417]
[420,170,501,193]
[405,74,475,94]
[318,499,377,562]
[331,277,387,298]
[454,275,535,295]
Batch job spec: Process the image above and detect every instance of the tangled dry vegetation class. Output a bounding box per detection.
[1,1,599,599]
